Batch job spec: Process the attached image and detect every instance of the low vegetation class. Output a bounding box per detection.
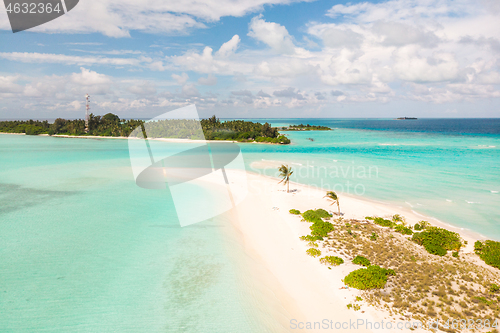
[475,240,500,269]
[413,220,430,231]
[352,255,371,267]
[344,265,396,290]
[297,210,500,329]
[320,256,344,266]
[366,216,395,228]
[302,209,332,223]
[306,248,321,257]
[394,224,413,235]
[310,221,335,240]
[412,227,462,256]
[289,209,301,215]
[296,208,335,241]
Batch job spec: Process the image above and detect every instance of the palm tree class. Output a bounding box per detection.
[278,165,293,193]
[324,191,341,216]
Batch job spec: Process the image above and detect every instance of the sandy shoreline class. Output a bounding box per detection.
[221,169,489,332]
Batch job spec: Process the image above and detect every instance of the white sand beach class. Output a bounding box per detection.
[220,168,487,333]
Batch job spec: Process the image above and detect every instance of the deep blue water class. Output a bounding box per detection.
[236,118,500,136]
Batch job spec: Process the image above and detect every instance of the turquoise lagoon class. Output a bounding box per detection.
[0,135,283,332]
[0,118,499,332]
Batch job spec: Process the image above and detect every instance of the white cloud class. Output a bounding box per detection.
[71,67,112,86]
[372,21,440,47]
[248,16,295,54]
[172,73,189,85]
[0,0,312,37]
[0,76,23,94]
[68,101,82,110]
[198,74,217,85]
[273,87,305,100]
[217,35,241,57]
[392,47,459,82]
[321,27,364,49]
[0,52,142,67]
[127,81,157,95]
[181,84,200,98]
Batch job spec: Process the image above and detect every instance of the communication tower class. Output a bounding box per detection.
[85,94,90,133]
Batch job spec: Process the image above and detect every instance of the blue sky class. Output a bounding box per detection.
[0,0,499,119]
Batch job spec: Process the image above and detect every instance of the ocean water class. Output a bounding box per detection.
[1,118,499,331]
[0,135,285,332]
[239,118,500,240]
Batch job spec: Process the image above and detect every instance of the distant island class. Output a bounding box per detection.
[396,117,418,120]
[279,124,332,131]
[0,114,291,144]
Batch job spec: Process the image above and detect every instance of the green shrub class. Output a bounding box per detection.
[310,220,334,239]
[314,209,332,218]
[320,256,344,266]
[394,224,413,235]
[411,227,462,256]
[372,217,395,228]
[475,240,500,269]
[413,223,422,231]
[308,241,318,247]
[344,265,395,290]
[352,255,371,267]
[489,284,499,293]
[452,251,459,258]
[300,235,320,242]
[289,209,301,215]
[392,214,405,223]
[419,220,430,229]
[424,242,447,256]
[370,232,378,241]
[302,209,332,223]
[306,248,321,257]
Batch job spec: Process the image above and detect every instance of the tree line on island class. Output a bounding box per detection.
[0,114,291,144]
[279,124,331,131]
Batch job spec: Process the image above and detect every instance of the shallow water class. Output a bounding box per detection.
[0,135,281,332]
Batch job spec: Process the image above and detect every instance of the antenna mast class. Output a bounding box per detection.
[85,94,90,133]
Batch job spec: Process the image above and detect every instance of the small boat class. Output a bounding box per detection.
[307,138,314,141]
[396,117,417,120]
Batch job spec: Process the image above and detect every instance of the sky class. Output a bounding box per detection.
[0,0,499,119]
